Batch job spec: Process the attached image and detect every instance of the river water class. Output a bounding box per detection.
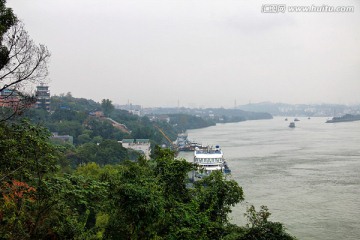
[178,117,360,240]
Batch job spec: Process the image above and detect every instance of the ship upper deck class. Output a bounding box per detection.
[194,148,223,160]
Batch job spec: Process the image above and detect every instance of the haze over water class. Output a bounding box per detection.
[180,117,360,240]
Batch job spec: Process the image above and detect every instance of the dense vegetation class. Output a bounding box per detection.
[0,120,296,239]
[27,94,196,145]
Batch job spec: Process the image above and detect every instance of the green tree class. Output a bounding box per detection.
[75,142,98,165]
[105,160,165,239]
[101,99,114,117]
[0,0,17,68]
[77,133,92,145]
[92,135,103,144]
[104,148,246,240]
[0,119,58,182]
[73,140,128,166]
[96,139,128,165]
[55,120,84,141]
[232,205,296,240]
[0,120,59,238]
[192,171,244,239]
[154,154,194,201]
[0,120,111,239]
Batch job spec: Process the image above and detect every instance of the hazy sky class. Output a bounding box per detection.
[7,0,360,107]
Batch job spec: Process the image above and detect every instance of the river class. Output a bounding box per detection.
[178,117,360,240]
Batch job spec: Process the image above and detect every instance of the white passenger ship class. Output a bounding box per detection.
[193,145,230,179]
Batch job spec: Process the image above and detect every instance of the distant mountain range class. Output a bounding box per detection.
[237,102,360,117]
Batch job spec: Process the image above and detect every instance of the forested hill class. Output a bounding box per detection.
[24,94,179,147]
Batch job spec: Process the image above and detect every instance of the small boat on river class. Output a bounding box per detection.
[289,122,295,128]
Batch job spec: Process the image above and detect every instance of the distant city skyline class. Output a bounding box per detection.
[7,0,360,107]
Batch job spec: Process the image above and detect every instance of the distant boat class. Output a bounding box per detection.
[308,117,311,120]
[285,118,288,121]
[289,122,295,128]
[326,114,360,123]
[294,118,300,121]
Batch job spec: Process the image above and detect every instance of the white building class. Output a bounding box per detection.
[121,139,151,159]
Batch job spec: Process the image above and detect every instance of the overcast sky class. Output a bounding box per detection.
[7,0,360,108]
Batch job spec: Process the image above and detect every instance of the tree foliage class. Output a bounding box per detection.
[0,0,16,68]
[0,15,50,121]
[0,120,296,239]
[0,119,58,182]
[0,120,59,238]
[236,205,296,240]
[101,99,114,117]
